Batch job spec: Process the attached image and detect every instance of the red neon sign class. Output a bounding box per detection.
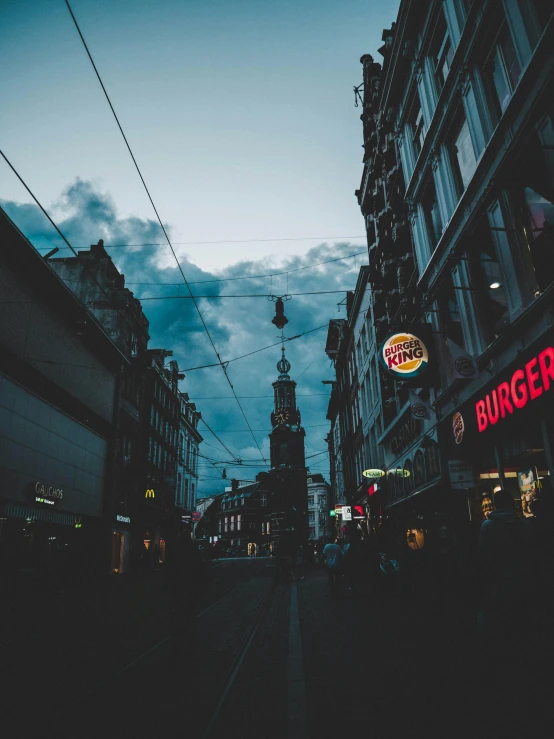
[476,346,554,432]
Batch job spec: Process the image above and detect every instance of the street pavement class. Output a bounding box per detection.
[1,558,550,738]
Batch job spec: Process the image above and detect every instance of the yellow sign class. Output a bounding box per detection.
[362,469,386,479]
[145,489,155,499]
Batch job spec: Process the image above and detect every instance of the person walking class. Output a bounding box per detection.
[322,537,343,596]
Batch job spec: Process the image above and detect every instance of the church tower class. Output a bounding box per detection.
[269,347,306,469]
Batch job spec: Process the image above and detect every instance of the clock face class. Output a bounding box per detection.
[275,408,289,424]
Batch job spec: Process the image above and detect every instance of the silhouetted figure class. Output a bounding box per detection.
[322,538,342,596]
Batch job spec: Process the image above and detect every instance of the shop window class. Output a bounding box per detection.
[422,178,443,250]
[438,276,466,349]
[424,442,441,480]
[403,459,414,496]
[518,1,553,49]
[431,11,455,93]
[448,114,477,195]
[482,21,521,119]
[467,217,510,344]
[413,450,425,489]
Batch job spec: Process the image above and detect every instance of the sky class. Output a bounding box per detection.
[0,0,399,496]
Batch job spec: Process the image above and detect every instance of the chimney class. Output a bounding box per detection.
[231,479,239,492]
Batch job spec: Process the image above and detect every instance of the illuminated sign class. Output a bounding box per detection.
[34,481,63,501]
[362,469,385,479]
[380,332,429,379]
[75,522,82,529]
[329,510,336,517]
[35,496,55,506]
[145,489,156,498]
[475,346,554,433]
[388,469,411,477]
[341,506,352,521]
[353,505,364,518]
[453,412,464,444]
[116,514,131,524]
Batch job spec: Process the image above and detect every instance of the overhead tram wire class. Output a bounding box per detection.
[65,0,268,468]
[136,289,352,300]
[36,235,367,249]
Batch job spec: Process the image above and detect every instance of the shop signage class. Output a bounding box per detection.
[145,489,155,498]
[390,418,420,455]
[116,514,131,524]
[453,412,464,445]
[34,481,63,501]
[341,506,352,521]
[329,510,336,517]
[191,512,201,521]
[475,346,554,433]
[353,505,365,518]
[35,496,55,506]
[380,332,429,379]
[447,460,474,490]
[362,469,386,479]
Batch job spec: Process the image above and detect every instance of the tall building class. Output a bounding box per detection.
[176,391,202,515]
[0,209,123,582]
[258,347,308,544]
[348,0,554,545]
[306,473,332,541]
[49,241,203,571]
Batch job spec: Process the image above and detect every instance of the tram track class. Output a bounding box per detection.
[25,561,275,738]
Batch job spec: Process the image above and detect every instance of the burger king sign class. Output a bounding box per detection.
[380,332,429,380]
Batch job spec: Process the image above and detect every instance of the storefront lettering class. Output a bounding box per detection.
[476,347,554,432]
[390,418,420,455]
[34,481,63,500]
[116,515,131,524]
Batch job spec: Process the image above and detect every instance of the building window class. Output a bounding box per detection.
[510,117,554,295]
[308,495,314,506]
[409,101,425,163]
[422,178,443,249]
[518,1,553,49]
[432,11,454,93]
[448,114,477,195]
[261,494,267,507]
[483,21,521,119]
[467,216,510,344]
[308,512,315,522]
[438,275,465,349]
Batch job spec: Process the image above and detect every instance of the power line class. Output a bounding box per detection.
[192,394,327,400]
[181,324,328,371]
[136,289,351,300]
[123,251,366,286]
[65,0,268,469]
[36,235,366,249]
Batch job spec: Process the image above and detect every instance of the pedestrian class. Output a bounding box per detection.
[322,537,343,596]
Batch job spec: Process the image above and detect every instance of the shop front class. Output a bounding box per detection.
[442,336,554,532]
[111,513,132,574]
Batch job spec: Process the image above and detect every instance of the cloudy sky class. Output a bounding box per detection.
[1,0,399,495]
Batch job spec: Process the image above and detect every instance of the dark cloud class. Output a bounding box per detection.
[2,180,364,494]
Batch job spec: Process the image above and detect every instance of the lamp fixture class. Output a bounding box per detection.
[489,282,501,289]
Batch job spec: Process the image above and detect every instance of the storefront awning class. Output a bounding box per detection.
[0,502,76,527]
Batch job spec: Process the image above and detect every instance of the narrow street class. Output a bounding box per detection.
[2,559,551,739]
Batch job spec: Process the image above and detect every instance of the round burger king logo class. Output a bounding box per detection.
[380,332,429,379]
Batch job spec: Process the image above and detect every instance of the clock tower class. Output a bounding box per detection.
[269,347,306,469]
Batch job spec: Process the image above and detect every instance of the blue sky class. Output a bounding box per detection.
[0,0,399,494]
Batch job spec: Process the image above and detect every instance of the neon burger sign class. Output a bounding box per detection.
[476,346,554,432]
[380,332,429,379]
